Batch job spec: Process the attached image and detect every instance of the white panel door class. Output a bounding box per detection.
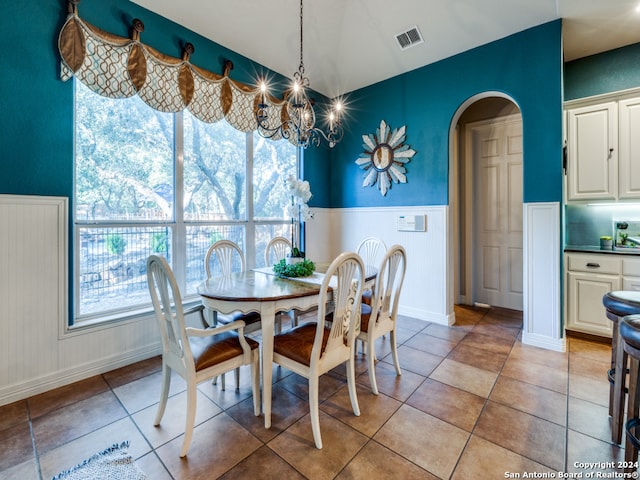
[472,118,523,310]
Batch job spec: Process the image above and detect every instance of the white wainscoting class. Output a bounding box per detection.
[0,195,162,406]
[306,205,452,325]
[0,198,563,406]
[523,202,564,352]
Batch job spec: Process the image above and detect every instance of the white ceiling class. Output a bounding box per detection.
[131,0,640,97]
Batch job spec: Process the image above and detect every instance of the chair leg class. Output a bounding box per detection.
[390,328,402,377]
[154,363,171,426]
[180,383,197,457]
[366,338,379,395]
[613,327,627,444]
[626,356,640,471]
[251,351,261,416]
[347,353,361,416]
[610,322,619,417]
[234,367,240,390]
[309,376,323,449]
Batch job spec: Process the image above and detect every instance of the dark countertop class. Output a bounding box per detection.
[565,245,640,256]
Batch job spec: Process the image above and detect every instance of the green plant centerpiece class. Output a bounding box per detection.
[273,258,316,278]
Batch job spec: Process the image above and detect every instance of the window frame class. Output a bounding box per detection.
[73,81,299,326]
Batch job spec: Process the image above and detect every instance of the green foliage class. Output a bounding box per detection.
[272,259,315,278]
[151,232,168,253]
[106,234,126,255]
[75,82,297,223]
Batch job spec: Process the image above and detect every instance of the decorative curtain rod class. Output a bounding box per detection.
[58,0,292,139]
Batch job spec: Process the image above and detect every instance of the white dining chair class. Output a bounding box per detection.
[264,236,292,265]
[265,236,302,329]
[358,245,407,394]
[147,255,260,457]
[204,240,262,334]
[356,237,387,306]
[204,240,267,388]
[272,251,365,449]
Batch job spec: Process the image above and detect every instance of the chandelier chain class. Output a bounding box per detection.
[254,0,344,148]
[299,0,304,74]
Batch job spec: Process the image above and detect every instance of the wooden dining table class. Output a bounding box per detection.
[197,264,376,429]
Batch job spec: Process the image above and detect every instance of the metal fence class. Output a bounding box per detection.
[76,223,289,317]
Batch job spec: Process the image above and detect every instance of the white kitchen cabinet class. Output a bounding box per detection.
[618,97,640,199]
[623,256,640,290]
[565,252,640,337]
[565,252,621,337]
[566,102,618,201]
[565,93,640,202]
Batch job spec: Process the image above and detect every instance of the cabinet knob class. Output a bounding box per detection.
[586,262,601,268]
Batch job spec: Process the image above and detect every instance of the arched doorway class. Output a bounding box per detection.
[449,94,523,312]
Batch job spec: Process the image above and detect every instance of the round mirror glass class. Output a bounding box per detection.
[372,144,393,171]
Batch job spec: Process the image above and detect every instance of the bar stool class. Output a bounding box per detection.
[602,291,640,444]
[618,314,640,473]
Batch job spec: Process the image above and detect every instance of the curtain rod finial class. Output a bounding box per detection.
[131,18,144,41]
[68,0,80,15]
[223,59,234,77]
[182,43,194,62]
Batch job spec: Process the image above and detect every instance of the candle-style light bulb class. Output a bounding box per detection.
[260,81,267,104]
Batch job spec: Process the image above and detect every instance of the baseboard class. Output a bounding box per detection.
[522,331,566,352]
[398,306,453,326]
[565,329,611,344]
[0,343,162,406]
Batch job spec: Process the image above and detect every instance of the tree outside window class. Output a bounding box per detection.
[74,81,297,322]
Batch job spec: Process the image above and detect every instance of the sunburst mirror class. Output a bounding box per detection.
[355,120,416,196]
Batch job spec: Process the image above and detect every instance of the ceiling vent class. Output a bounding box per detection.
[395,26,423,50]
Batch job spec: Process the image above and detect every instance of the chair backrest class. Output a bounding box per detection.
[371,245,407,327]
[356,237,387,268]
[265,236,292,265]
[205,240,245,278]
[313,252,365,363]
[147,255,192,371]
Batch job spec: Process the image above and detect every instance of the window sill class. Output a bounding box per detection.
[63,299,202,339]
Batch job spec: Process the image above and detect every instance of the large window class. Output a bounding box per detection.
[74,81,297,323]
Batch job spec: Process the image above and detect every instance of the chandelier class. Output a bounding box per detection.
[255,0,344,149]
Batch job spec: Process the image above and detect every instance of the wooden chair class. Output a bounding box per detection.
[146,255,260,457]
[356,237,387,306]
[204,240,269,388]
[203,240,262,334]
[265,236,301,329]
[358,245,407,394]
[264,236,292,265]
[272,252,365,449]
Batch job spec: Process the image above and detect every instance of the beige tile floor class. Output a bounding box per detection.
[0,305,628,479]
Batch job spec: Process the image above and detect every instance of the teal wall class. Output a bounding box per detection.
[0,0,326,199]
[2,4,638,210]
[329,20,564,208]
[564,43,640,101]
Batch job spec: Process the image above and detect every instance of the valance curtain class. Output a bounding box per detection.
[58,1,290,139]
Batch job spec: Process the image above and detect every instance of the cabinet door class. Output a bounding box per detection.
[619,97,640,199]
[566,102,618,201]
[623,277,640,291]
[566,271,619,337]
